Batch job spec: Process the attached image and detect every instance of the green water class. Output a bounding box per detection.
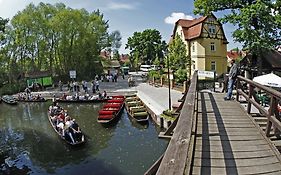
[0,101,167,175]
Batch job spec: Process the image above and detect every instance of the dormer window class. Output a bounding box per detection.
[208,25,216,34]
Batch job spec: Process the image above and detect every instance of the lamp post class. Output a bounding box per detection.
[167,53,171,111]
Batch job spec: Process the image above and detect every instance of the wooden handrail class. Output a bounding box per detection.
[236,75,281,137]
[156,71,198,175]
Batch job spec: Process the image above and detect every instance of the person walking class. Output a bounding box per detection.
[224,59,238,100]
[95,79,99,92]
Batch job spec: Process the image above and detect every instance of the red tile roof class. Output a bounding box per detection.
[227,51,241,60]
[172,14,227,42]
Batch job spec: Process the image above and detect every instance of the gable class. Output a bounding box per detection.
[172,14,228,43]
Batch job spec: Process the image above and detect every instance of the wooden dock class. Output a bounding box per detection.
[192,92,281,174]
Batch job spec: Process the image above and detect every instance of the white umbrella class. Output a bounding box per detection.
[253,73,281,88]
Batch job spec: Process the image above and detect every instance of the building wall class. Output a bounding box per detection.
[174,16,227,76]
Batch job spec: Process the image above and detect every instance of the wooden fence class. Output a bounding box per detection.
[236,75,281,136]
[144,71,198,175]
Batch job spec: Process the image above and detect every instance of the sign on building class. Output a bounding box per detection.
[198,70,215,78]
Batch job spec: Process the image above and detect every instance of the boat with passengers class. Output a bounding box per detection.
[48,103,85,146]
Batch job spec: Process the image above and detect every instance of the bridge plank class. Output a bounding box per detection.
[191,92,281,174]
[192,163,281,175]
[194,149,275,159]
[193,156,280,167]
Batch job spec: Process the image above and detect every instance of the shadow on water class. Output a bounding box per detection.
[0,127,123,175]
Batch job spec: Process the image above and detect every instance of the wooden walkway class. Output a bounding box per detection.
[192,92,281,174]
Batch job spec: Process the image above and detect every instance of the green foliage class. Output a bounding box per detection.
[0,81,26,95]
[194,0,281,53]
[166,34,190,80]
[148,70,161,79]
[126,29,167,69]
[174,68,187,83]
[0,2,116,83]
[161,109,176,121]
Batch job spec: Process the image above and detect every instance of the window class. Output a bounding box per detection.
[211,61,216,71]
[192,43,195,52]
[208,25,216,34]
[210,42,216,51]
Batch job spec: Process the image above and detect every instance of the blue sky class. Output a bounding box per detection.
[0,0,242,53]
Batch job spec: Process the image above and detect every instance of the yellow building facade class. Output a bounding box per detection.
[172,14,228,76]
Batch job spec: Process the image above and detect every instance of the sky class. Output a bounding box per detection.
[0,0,242,54]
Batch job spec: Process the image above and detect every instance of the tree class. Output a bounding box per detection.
[1,2,111,81]
[194,0,281,74]
[109,30,122,56]
[126,29,166,69]
[166,34,190,81]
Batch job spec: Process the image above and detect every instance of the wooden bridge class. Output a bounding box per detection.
[145,71,281,175]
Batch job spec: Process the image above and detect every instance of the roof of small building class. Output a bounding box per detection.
[240,49,281,71]
[101,59,120,68]
[25,70,52,78]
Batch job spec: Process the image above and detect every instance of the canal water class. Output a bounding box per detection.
[0,101,168,175]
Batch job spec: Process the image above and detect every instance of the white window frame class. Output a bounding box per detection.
[208,25,216,34]
[210,42,216,51]
[211,61,216,71]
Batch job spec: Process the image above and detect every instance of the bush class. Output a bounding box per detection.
[148,70,161,79]
[174,68,187,83]
[0,81,26,95]
[160,109,176,121]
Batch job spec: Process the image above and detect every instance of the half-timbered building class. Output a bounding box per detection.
[171,13,228,76]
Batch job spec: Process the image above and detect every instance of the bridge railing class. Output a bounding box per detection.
[236,75,281,136]
[153,71,198,175]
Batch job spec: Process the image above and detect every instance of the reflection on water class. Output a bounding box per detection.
[0,101,167,175]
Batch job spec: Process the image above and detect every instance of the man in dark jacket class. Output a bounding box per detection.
[224,59,238,100]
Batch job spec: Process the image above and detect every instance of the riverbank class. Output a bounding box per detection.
[17,77,183,128]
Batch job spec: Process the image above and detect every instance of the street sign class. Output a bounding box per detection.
[198,70,215,78]
[69,70,76,79]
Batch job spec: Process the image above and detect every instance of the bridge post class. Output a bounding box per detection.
[247,85,253,114]
[236,78,240,101]
[265,97,277,136]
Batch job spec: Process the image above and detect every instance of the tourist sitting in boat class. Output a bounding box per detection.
[61,93,67,100]
[57,110,66,123]
[64,117,75,143]
[89,94,99,100]
[84,93,90,100]
[57,122,65,136]
[66,95,72,100]
[79,95,85,100]
[70,119,82,142]
[102,90,107,99]
[74,93,79,100]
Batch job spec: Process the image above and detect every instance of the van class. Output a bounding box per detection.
[140,65,151,72]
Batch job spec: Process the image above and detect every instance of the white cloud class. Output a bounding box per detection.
[106,2,138,10]
[164,12,194,25]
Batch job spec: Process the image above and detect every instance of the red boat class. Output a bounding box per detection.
[97,95,125,124]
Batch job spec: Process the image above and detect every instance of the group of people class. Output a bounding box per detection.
[102,73,118,82]
[48,102,82,143]
[60,90,107,101]
[17,92,45,101]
